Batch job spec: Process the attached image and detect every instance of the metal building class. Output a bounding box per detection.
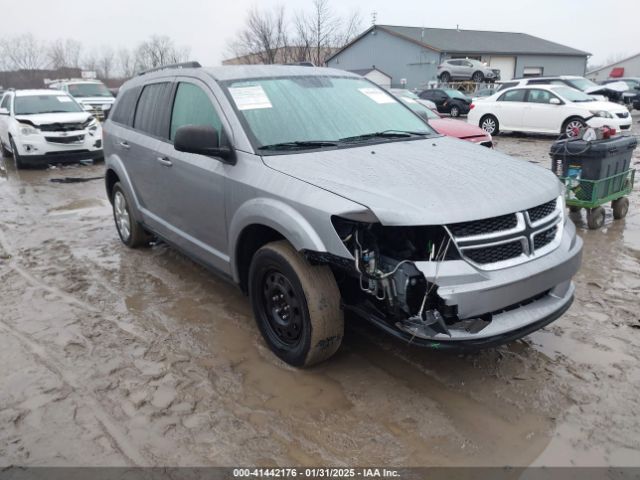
[587,52,640,81]
[326,25,590,89]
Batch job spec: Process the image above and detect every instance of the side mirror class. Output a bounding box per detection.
[0,107,9,115]
[174,124,235,164]
[549,98,562,105]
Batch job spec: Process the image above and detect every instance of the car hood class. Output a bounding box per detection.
[15,112,92,126]
[262,136,561,225]
[429,118,489,139]
[577,100,628,113]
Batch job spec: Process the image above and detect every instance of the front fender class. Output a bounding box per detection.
[228,197,328,282]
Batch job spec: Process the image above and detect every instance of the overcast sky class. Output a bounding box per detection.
[2,0,637,67]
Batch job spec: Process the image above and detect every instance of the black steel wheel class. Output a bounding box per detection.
[587,206,606,230]
[472,71,484,83]
[249,241,343,367]
[612,197,629,220]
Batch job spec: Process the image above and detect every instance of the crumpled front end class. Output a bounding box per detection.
[319,195,582,349]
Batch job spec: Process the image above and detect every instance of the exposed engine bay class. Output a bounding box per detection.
[325,217,462,339]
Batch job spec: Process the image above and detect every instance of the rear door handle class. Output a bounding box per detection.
[119,141,130,149]
[156,156,173,167]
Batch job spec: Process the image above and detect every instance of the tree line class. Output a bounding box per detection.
[0,34,190,79]
[226,0,362,65]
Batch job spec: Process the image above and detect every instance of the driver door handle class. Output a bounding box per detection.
[156,156,173,167]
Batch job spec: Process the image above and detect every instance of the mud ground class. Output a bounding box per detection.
[1,115,639,468]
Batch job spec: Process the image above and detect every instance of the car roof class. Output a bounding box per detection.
[14,89,70,97]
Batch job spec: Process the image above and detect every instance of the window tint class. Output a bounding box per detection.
[498,89,527,102]
[110,87,140,126]
[449,60,462,66]
[133,82,173,138]
[170,83,223,142]
[527,89,555,104]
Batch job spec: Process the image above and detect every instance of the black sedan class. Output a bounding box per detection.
[418,88,472,117]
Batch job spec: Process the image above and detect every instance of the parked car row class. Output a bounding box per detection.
[468,84,631,137]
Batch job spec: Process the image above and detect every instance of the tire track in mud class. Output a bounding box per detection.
[0,320,148,466]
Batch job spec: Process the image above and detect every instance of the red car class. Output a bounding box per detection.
[393,91,493,147]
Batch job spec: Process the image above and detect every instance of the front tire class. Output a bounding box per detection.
[9,137,25,169]
[562,117,586,138]
[439,72,451,83]
[449,104,461,117]
[480,114,499,135]
[472,71,484,83]
[249,240,343,367]
[111,182,151,248]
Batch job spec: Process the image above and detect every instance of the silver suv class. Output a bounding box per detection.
[437,59,500,83]
[103,63,582,367]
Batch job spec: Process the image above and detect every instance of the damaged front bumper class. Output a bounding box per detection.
[334,210,582,350]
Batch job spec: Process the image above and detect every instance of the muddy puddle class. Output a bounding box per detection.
[1,117,640,467]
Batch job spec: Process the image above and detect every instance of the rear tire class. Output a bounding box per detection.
[449,104,461,117]
[587,206,605,230]
[612,197,629,219]
[439,72,451,83]
[249,240,343,367]
[111,182,151,248]
[480,114,499,135]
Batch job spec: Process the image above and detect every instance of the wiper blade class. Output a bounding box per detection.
[257,140,339,151]
[339,130,429,143]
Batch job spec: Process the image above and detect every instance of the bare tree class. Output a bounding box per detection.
[117,47,136,78]
[48,38,83,69]
[227,6,289,64]
[96,46,115,79]
[134,35,190,72]
[1,34,48,70]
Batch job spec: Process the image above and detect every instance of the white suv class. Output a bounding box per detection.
[48,79,115,120]
[0,89,103,168]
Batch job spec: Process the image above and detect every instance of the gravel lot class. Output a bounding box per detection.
[1,115,639,467]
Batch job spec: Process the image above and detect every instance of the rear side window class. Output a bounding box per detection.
[133,82,173,138]
[110,87,140,126]
[170,83,223,143]
[498,89,527,102]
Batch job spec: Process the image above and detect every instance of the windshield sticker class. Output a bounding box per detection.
[57,97,72,103]
[229,85,272,110]
[358,88,395,104]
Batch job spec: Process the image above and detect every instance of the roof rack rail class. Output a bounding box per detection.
[138,61,202,76]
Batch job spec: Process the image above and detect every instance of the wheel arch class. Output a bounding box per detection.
[229,198,329,293]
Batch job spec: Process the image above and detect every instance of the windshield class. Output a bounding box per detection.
[566,78,598,91]
[444,89,469,100]
[552,86,594,103]
[14,94,84,115]
[67,82,113,98]
[223,76,433,150]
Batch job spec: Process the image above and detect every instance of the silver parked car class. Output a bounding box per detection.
[437,59,500,83]
[103,63,582,367]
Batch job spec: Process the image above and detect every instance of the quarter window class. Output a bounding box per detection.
[133,82,173,138]
[170,83,223,143]
[498,89,527,102]
[110,87,140,127]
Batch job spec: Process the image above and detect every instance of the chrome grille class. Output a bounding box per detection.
[464,240,524,265]
[448,213,517,238]
[448,198,563,270]
[528,199,557,223]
